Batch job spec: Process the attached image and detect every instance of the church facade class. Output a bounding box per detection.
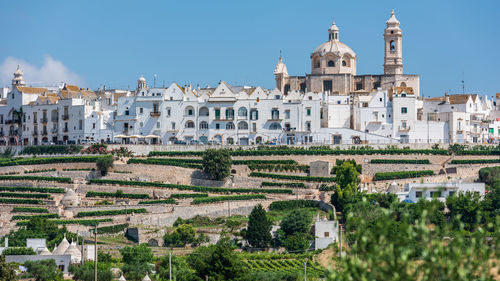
[274,11,420,97]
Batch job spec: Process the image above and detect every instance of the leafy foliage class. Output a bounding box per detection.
[246,204,272,248]
[373,170,434,181]
[96,223,129,234]
[96,156,114,176]
[202,149,232,180]
[370,159,431,164]
[138,199,178,205]
[69,261,113,281]
[12,207,49,213]
[25,258,64,281]
[120,244,154,281]
[0,255,17,281]
[249,172,336,182]
[1,247,36,255]
[0,156,104,167]
[192,194,265,205]
[0,186,64,193]
[76,208,147,218]
[0,175,72,183]
[15,218,112,226]
[163,224,206,248]
[86,190,150,199]
[260,181,306,188]
[20,145,82,155]
[269,200,320,211]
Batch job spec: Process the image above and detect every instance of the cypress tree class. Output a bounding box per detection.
[246,204,272,248]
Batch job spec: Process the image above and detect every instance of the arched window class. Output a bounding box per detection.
[238,121,248,130]
[185,121,195,128]
[270,122,282,130]
[199,121,208,130]
[238,107,247,117]
[390,40,395,52]
[400,82,407,87]
[185,106,195,116]
[226,122,235,130]
[328,60,335,67]
[199,107,209,117]
[342,60,347,67]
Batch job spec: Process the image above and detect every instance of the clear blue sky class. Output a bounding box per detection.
[1,0,499,97]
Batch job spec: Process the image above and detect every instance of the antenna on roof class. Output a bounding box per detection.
[153,74,157,88]
[279,49,282,59]
[461,70,465,94]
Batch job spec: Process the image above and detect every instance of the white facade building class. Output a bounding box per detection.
[394,182,486,203]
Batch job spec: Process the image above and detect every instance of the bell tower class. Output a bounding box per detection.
[274,52,289,93]
[384,10,403,75]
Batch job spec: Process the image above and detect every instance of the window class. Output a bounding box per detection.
[226,122,235,130]
[284,110,290,119]
[327,60,335,67]
[306,108,311,116]
[139,108,143,114]
[252,123,257,132]
[448,191,456,197]
[78,120,82,130]
[401,121,407,129]
[215,109,221,120]
[401,107,407,114]
[324,232,330,237]
[238,121,248,130]
[356,83,362,90]
[306,121,311,131]
[270,122,281,130]
[157,122,161,128]
[430,191,442,198]
[390,40,395,52]
[342,60,347,67]
[199,107,209,117]
[225,108,234,120]
[140,122,143,127]
[274,95,280,100]
[238,107,247,117]
[227,137,234,144]
[185,121,195,128]
[199,121,208,130]
[125,110,129,115]
[171,122,176,130]
[185,106,194,116]
[271,109,279,120]
[415,191,422,198]
[373,82,381,89]
[215,123,220,130]
[250,109,258,120]
[92,123,96,129]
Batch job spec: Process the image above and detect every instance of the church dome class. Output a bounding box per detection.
[52,235,70,255]
[138,76,146,82]
[313,40,356,58]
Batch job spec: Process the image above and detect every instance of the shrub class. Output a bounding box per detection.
[62,168,93,171]
[20,145,82,155]
[0,186,64,193]
[247,164,309,173]
[373,170,434,181]
[319,184,336,191]
[81,143,109,155]
[0,198,43,204]
[332,159,362,174]
[24,168,57,174]
[128,158,203,169]
[2,247,36,255]
[97,223,129,234]
[86,190,150,199]
[0,192,51,199]
[88,179,293,194]
[96,156,114,176]
[138,199,178,205]
[191,194,266,205]
[11,213,59,220]
[269,200,320,211]
[249,172,336,182]
[370,159,431,164]
[450,159,500,164]
[12,207,49,213]
[75,208,147,218]
[202,149,232,180]
[0,175,72,183]
[260,182,306,188]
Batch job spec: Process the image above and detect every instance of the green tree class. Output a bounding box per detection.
[0,255,17,281]
[335,161,360,190]
[164,224,202,247]
[25,259,64,281]
[279,209,312,237]
[246,204,272,248]
[120,244,154,281]
[69,261,113,281]
[202,149,232,180]
[446,191,482,231]
[225,217,243,233]
[157,254,200,281]
[187,238,246,280]
[283,233,311,252]
[96,156,114,176]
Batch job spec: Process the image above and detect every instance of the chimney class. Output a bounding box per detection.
[445,92,450,104]
[5,237,8,247]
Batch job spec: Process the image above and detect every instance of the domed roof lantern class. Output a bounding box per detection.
[12,65,26,86]
[386,10,400,27]
[328,19,339,41]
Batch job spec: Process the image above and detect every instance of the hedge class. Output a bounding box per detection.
[75,208,148,218]
[370,159,431,164]
[20,145,83,155]
[86,191,150,199]
[12,207,49,213]
[454,150,500,155]
[0,192,51,199]
[1,247,36,255]
[134,158,297,165]
[169,193,208,199]
[0,156,105,167]
[149,148,450,157]
[0,186,64,194]
[16,218,112,226]
[247,164,309,173]
[450,159,500,164]
[112,170,132,174]
[97,223,129,234]
[192,194,266,205]
[249,172,336,183]
[269,200,320,211]
[63,168,93,171]
[261,182,306,188]
[127,158,202,169]
[88,179,293,194]
[138,199,178,205]
[11,213,60,220]
[24,168,57,174]
[0,198,43,204]
[373,170,434,181]
[0,175,72,183]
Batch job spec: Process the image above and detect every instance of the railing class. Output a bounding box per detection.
[62,114,69,120]
[150,112,161,117]
[63,128,69,133]
[41,118,48,124]
[41,131,48,136]
[398,126,411,132]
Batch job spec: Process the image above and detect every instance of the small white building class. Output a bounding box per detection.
[394,182,486,203]
[313,215,339,250]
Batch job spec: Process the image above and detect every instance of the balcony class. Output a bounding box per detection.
[5,120,14,125]
[150,111,161,117]
[41,131,48,136]
[268,116,282,121]
[32,132,38,136]
[62,114,69,120]
[398,126,411,132]
[63,128,69,133]
[123,129,129,134]
[51,128,58,133]
[41,118,48,124]
[214,116,234,121]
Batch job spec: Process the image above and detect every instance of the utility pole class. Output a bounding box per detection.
[81,234,85,265]
[94,224,98,281]
[169,252,172,281]
[304,258,307,281]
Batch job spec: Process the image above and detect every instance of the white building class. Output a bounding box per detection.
[313,215,339,250]
[394,182,486,203]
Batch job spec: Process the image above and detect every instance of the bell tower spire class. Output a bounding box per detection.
[12,65,25,87]
[384,10,403,75]
[328,19,339,41]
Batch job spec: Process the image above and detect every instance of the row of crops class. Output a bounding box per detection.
[243,258,326,277]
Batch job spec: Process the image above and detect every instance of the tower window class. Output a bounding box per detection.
[390,40,395,52]
[342,60,347,67]
[327,60,335,67]
[391,30,394,34]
